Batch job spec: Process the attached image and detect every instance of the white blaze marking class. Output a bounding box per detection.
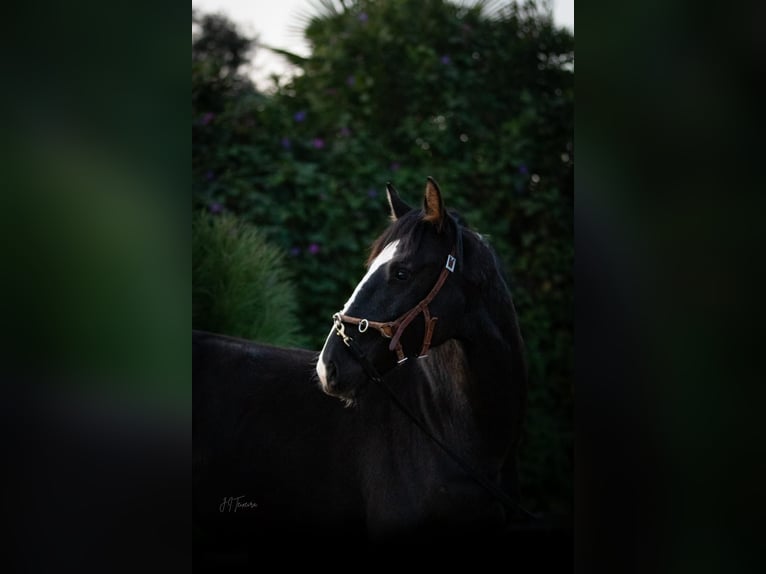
[340,240,400,314]
[316,240,400,390]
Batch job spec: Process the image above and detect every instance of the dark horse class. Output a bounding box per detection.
[193,178,527,552]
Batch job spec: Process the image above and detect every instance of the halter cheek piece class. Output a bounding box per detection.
[332,230,460,363]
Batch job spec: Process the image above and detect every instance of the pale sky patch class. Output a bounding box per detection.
[193,0,573,90]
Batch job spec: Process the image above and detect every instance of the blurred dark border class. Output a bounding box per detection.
[577,1,765,572]
[1,2,189,572]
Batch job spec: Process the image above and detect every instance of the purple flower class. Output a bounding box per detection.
[293,110,307,122]
[312,138,325,149]
[308,243,321,255]
[209,202,223,214]
[339,126,351,137]
[201,112,215,126]
[518,164,529,175]
[281,137,291,149]
[205,170,215,181]
[346,75,355,86]
[289,247,301,256]
[367,188,378,198]
[390,162,401,171]
[440,55,451,65]
[358,12,368,22]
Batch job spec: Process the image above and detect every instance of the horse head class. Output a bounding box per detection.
[317,177,473,403]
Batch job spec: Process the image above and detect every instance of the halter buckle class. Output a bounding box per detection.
[332,313,352,347]
[446,254,456,272]
[358,319,369,333]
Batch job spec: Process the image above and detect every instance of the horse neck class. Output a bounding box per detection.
[453,232,526,454]
[355,341,481,519]
[354,323,523,525]
[459,280,527,464]
[413,339,477,447]
[366,329,518,469]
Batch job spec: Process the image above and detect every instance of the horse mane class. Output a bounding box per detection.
[463,230,522,343]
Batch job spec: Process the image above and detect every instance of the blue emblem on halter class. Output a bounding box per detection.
[446,254,456,273]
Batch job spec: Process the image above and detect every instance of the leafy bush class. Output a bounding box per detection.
[192,1,572,515]
[192,211,305,348]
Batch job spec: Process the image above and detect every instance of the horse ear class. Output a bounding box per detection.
[423,176,446,231]
[386,182,412,221]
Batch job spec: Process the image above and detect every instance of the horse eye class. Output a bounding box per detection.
[395,268,410,281]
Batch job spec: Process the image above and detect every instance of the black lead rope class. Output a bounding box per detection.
[343,337,537,521]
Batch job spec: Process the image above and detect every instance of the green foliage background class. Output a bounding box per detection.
[192,212,306,347]
[192,0,573,515]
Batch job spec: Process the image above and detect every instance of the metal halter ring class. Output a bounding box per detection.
[358,319,369,333]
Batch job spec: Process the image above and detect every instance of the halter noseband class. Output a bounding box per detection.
[332,243,459,364]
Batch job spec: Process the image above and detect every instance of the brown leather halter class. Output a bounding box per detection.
[332,248,457,363]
